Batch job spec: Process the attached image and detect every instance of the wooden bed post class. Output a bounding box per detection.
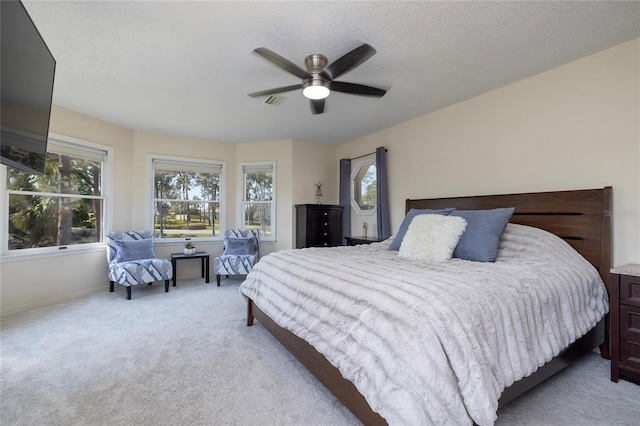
[599,186,612,359]
[247,298,254,326]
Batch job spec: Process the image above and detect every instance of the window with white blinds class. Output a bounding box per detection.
[2,135,110,254]
[241,161,275,241]
[151,156,225,241]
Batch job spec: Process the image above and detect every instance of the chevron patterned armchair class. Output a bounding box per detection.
[214,229,260,286]
[106,231,173,299]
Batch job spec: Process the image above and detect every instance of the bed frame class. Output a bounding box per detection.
[246,187,612,425]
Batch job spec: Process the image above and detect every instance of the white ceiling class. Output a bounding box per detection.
[23,1,640,144]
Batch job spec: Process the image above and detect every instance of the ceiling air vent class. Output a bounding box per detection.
[263,96,284,107]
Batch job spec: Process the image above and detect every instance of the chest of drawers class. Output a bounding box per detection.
[295,204,343,248]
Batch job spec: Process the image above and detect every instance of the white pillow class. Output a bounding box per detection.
[398,214,467,262]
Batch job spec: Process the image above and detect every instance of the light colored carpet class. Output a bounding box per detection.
[1,277,638,425]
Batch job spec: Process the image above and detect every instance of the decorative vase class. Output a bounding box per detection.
[183,247,196,255]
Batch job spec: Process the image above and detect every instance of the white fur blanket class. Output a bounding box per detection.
[239,224,608,425]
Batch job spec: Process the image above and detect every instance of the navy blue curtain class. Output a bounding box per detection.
[376,147,391,239]
[339,159,351,245]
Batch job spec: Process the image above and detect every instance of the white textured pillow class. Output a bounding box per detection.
[398,214,467,262]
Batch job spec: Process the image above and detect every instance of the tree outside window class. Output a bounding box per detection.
[5,145,105,251]
[242,163,274,239]
[152,159,222,239]
[352,161,377,213]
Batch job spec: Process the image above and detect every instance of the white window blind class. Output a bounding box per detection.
[153,159,222,174]
[49,139,107,162]
[242,164,273,174]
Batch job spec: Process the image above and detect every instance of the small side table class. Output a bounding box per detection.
[171,252,210,286]
[345,236,384,246]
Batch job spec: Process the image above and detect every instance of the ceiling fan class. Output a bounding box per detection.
[248,43,387,115]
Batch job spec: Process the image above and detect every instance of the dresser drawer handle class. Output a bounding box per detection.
[323,243,328,246]
[324,212,328,216]
[324,222,328,226]
[324,233,327,236]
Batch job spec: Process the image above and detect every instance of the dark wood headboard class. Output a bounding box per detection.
[406,187,612,293]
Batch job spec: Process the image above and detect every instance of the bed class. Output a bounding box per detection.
[240,187,612,425]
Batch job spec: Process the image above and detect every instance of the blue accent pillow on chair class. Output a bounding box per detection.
[388,208,455,251]
[226,237,257,255]
[450,207,515,262]
[114,238,156,262]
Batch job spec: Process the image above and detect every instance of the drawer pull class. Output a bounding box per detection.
[324,233,327,236]
[324,212,328,216]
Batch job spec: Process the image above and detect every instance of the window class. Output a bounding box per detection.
[351,160,376,215]
[241,162,275,240]
[2,135,110,254]
[151,156,225,241]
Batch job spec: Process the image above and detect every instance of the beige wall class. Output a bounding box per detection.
[1,106,135,314]
[338,38,640,267]
[1,123,304,313]
[292,141,339,205]
[291,141,339,246]
[2,39,638,314]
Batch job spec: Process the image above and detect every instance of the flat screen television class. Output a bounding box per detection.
[1,0,56,175]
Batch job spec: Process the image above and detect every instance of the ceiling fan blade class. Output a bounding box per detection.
[321,44,376,80]
[248,84,302,97]
[310,99,325,115]
[253,47,308,79]
[330,81,386,97]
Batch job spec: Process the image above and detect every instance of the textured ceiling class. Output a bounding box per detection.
[23,1,640,144]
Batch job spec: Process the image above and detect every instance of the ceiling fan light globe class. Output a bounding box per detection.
[303,85,330,100]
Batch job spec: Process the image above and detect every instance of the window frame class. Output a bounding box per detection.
[1,132,113,260]
[148,154,226,244]
[238,161,276,242]
[350,158,377,216]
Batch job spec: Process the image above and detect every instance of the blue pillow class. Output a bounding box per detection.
[114,238,156,262]
[450,207,515,262]
[388,208,455,251]
[226,237,257,255]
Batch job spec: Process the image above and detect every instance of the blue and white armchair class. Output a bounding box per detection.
[106,231,173,299]
[214,229,260,286]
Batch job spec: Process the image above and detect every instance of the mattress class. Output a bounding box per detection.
[239,224,609,425]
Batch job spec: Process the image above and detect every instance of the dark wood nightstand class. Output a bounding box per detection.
[345,236,384,246]
[610,264,640,385]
